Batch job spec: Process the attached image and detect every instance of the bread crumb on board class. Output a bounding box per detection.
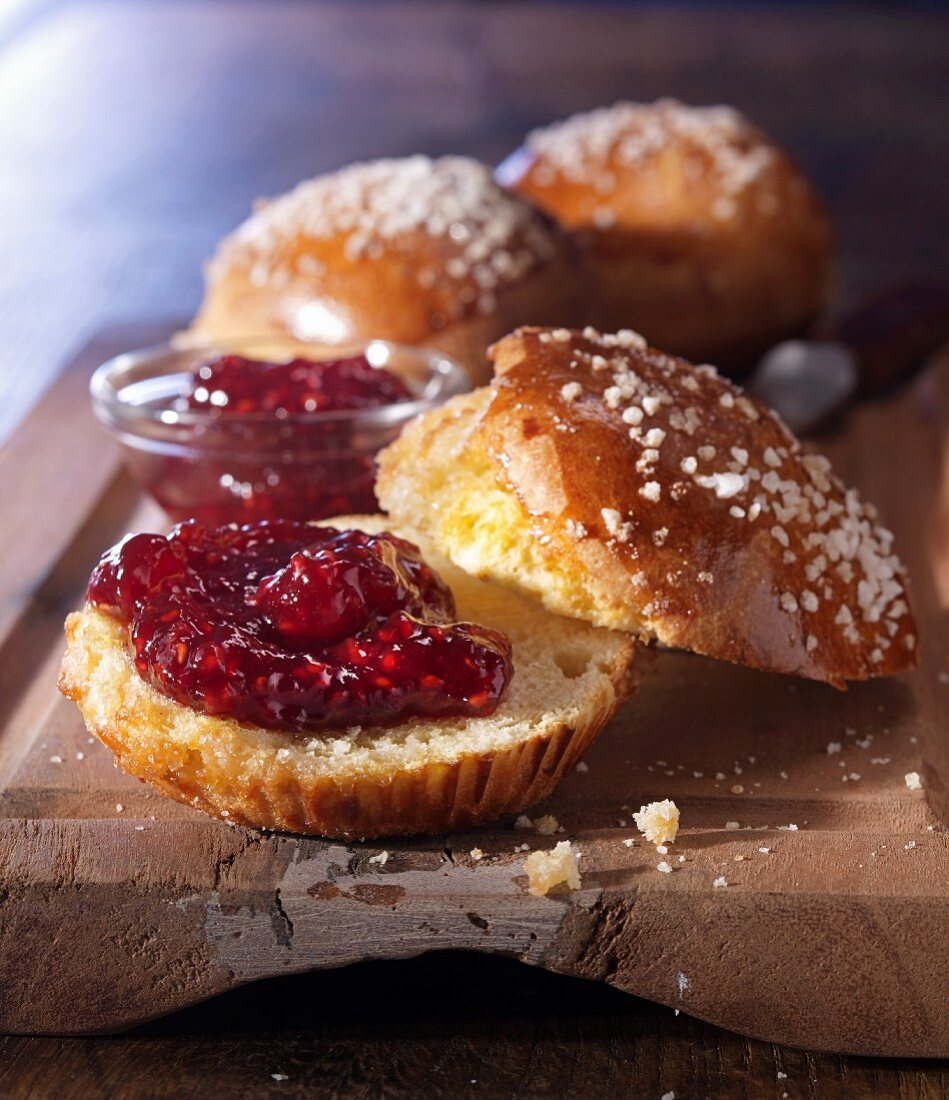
[905,771,923,790]
[633,799,680,846]
[524,840,581,896]
[534,814,562,836]
[516,813,562,835]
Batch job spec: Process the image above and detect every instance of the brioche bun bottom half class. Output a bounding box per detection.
[59,516,634,840]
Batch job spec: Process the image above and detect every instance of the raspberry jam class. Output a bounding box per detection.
[185,354,413,416]
[132,353,414,525]
[86,520,513,733]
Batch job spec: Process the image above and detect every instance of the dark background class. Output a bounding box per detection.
[1,2,948,1097]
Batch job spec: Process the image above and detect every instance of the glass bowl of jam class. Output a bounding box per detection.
[90,338,469,524]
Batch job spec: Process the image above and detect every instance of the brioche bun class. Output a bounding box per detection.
[190,156,585,385]
[498,100,832,372]
[59,515,634,840]
[377,327,917,686]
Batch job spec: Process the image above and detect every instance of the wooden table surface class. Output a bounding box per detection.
[1,1,947,1096]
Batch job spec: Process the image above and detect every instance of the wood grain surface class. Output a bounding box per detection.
[2,1,948,1096]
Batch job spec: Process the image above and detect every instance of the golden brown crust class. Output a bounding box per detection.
[58,517,635,839]
[190,156,585,385]
[499,100,832,371]
[377,327,918,685]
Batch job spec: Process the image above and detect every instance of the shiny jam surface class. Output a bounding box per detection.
[137,353,414,525]
[86,520,513,733]
[184,354,413,415]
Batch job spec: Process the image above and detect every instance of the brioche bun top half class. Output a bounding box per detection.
[377,326,917,686]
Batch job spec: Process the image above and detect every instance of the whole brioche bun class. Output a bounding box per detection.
[190,156,585,385]
[498,100,832,372]
[376,327,917,686]
[59,515,634,840]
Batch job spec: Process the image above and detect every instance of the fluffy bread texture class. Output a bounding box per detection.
[498,100,831,372]
[189,156,584,385]
[59,515,634,840]
[376,327,918,686]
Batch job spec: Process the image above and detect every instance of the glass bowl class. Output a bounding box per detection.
[90,337,470,525]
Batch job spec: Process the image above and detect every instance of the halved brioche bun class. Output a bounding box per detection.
[189,156,584,385]
[59,515,634,840]
[376,327,917,686]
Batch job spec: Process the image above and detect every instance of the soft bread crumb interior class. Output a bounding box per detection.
[378,393,634,631]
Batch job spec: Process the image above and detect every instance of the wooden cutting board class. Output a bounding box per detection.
[0,324,946,1055]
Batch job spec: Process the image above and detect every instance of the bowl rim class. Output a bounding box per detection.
[89,337,471,434]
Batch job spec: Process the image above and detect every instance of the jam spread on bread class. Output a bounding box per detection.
[86,521,512,732]
[184,353,412,415]
[141,353,413,525]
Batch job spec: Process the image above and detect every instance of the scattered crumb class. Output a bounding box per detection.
[678,855,686,863]
[524,841,582,897]
[470,848,484,861]
[826,741,841,755]
[515,814,533,830]
[271,1074,289,1082]
[905,771,922,790]
[575,761,589,774]
[115,803,124,813]
[779,771,789,780]
[661,1092,676,1100]
[75,752,84,761]
[656,844,668,855]
[622,838,636,848]
[730,784,744,795]
[777,1071,788,1080]
[134,825,145,832]
[657,861,673,874]
[633,799,680,845]
[49,756,62,765]
[368,851,389,865]
[905,840,917,850]
[733,855,746,862]
[758,847,772,854]
[534,814,561,836]
[515,843,530,852]
[712,876,728,888]
[725,821,740,831]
